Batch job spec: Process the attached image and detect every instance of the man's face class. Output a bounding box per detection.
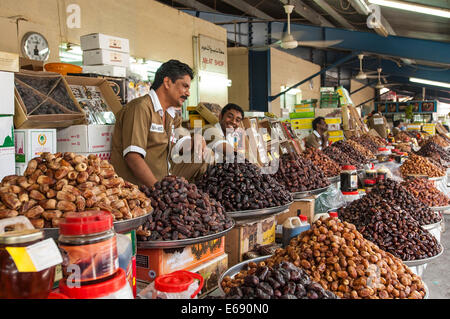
[318,119,328,133]
[219,109,243,132]
[165,74,191,108]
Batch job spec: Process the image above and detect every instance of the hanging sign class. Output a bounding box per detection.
[198,35,227,74]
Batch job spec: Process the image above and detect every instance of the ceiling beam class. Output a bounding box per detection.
[312,0,356,30]
[170,0,218,13]
[221,0,273,20]
[348,0,396,35]
[279,0,335,27]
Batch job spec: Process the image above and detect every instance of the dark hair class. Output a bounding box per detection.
[221,103,244,119]
[312,117,325,130]
[393,120,402,127]
[151,59,194,90]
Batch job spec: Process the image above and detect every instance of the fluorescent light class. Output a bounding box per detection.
[368,0,450,18]
[380,88,390,94]
[410,77,450,89]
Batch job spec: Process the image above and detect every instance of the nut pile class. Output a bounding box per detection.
[416,141,450,163]
[346,140,376,160]
[394,131,412,143]
[422,135,450,148]
[322,146,362,169]
[362,133,386,148]
[331,140,371,164]
[302,147,341,178]
[400,154,446,178]
[369,179,441,225]
[266,217,426,299]
[272,154,330,193]
[338,198,441,261]
[196,160,293,212]
[0,152,152,229]
[402,178,450,208]
[137,176,233,241]
[223,261,338,299]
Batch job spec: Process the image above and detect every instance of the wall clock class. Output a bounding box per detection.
[21,32,50,61]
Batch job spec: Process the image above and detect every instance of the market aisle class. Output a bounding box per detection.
[422,214,450,299]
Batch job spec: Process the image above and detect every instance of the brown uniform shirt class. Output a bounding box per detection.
[110,94,181,185]
[305,130,328,150]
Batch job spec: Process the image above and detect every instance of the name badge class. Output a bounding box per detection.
[150,123,164,133]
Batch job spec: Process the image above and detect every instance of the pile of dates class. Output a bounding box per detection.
[402,178,450,208]
[322,146,362,169]
[421,135,450,148]
[138,176,234,241]
[339,198,441,261]
[195,160,293,212]
[223,261,338,299]
[0,152,152,228]
[400,154,446,178]
[369,179,441,225]
[266,217,426,299]
[331,140,371,165]
[302,147,341,178]
[416,141,450,163]
[272,154,330,193]
[346,140,376,161]
[349,136,382,153]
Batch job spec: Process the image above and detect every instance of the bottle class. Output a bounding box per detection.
[282,216,310,247]
[342,191,361,204]
[340,165,358,192]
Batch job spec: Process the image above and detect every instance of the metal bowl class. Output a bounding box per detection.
[429,205,450,212]
[137,219,235,249]
[328,176,340,183]
[402,244,444,267]
[292,185,330,199]
[226,202,293,220]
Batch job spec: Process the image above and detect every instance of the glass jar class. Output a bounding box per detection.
[58,211,119,286]
[364,179,376,192]
[0,229,55,299]
[365,169,377,180]
[340,165,358,192]
[377,168,389,183]
[377,147,391,162]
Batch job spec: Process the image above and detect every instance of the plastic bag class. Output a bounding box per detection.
[314,183,346,214]
[374,162,403,182]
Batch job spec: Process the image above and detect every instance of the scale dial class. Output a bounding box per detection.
[21,32,50,61]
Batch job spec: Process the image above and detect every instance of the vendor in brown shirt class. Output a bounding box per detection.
[305,116,329,150]
[111,60,205,187]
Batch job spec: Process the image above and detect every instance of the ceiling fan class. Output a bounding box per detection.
[354,54,389,80]
[250,3,343,51]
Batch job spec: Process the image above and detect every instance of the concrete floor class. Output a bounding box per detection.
[422,213,450,299]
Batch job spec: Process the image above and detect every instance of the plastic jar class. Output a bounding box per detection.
[376,168,389,183]
[282,216,310,247]
[364,179,376,192]
[58,211,119,285]
[139,270,204,299]
[340,165,358,192]
[365,169,377,180]
[0,229,56,299]
[328,212,338,218]
[58,268,133,299]
[342,191,361,204]
[377,147,391,162]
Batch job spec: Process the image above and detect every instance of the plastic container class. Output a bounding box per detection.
[58,211,119,285]
[328,212,338,218]
[340,165,358,192]
[376,168,389,183]
[58,268,133,299]
[313,213,330,222]
[282,216,310,247]
[364,179,376,192]
[116,233,132,272]
[44,62,82,75]
[0,229,56,299]
[138,270,204,299]
[342,191,361,204]
[365,169,377,180]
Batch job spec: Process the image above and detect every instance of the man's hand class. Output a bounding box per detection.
[125,152,158,188]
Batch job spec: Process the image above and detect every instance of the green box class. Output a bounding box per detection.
[290,111,315,119]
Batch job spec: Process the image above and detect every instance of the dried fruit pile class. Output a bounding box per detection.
[0,152,152,228]
[400,154,446,178]
[422,135,450,148]
[416,141,450,163]
[272,154,329,193]
[402,178,450,208]
[331,140,371,164]
[138,176,233,241]
[302,147,341,178]
[338,198,441,261]
[322,146,362,169]
[346,140,376,160]
[222,261,338,299]
[196,160,293,212]
[266,217,426,299]
[349,136,380,154]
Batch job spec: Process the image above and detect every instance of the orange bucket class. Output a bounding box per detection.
[44,62,83,75]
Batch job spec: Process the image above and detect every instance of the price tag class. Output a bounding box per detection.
[6,238,63,272]
[263,133,271,142]
[373,118,384,125]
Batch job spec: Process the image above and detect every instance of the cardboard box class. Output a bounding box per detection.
[57,124,114,153]
[14,129,57,164]
[187,253,228,298]
[0,51,19,73]
[16,163,26,176]
[20,58,44,72]
[0,116,15,180]
[329,136,344,143]
[81,33,130,53]
[82,65,127,78]
[196,103,219,125]
[79,151,111,162]
[136,236,225,283]
[14,71,87,129]
[0,71,14,115]
[65,75,123,116]
[225,215,276,267]
[287,197,316,224]
[83,49,130,68]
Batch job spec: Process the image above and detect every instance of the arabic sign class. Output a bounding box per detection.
[198,35,227,74]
